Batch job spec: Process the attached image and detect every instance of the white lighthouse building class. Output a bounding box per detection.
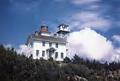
[26,24,70,61]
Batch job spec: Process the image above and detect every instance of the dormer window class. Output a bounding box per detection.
[49,42,52,47]
[58,24,69,31]
[61,52,64,58]
[36,50,39,56]
[42,41,45,46]
[55,52,58,58]
[42,51,45,57]
[56,43,58,48]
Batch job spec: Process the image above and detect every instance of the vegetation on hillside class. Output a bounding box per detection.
[0,45,120,81]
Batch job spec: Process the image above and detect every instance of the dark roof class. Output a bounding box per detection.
[57,30,70,34]
[30,34,66,44]
[58,24,69,28]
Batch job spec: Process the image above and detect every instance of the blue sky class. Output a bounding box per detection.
[0,0,120,61]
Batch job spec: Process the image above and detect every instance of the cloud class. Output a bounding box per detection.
[111,34,120,47]
[112,34,120,42]
[55,0,114,31]
[109,48,120,62]
[116,21,120,27]
[54,0,100,5]
[9,0,42,12]
[67,27,113,61]
[67,11,111,31]
[70,0,100,5]
[4,44,13,49]
[17,44,33,57]
[54,0,64,2]
[55,0,101,10]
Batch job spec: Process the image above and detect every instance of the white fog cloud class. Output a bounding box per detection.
[55,0,100,4]
[17,44,33,57]
[68,11,111,31]
[110,48,120,62]
[4,44,13,49]
[57,0,113,32]
[71,0,100,5]
[67,27,113,60]
[112,34,120,42]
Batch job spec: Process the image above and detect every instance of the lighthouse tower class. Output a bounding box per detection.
[57,24,70,38]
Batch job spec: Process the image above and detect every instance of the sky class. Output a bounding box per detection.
[0,0,120,62]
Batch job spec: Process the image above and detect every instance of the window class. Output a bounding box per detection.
[36,50,39,56]
[49,53,52,58]
[61,52,64,58]
[55,52,58,58]
[56,43,58,48]
[42,41,45,46]
[49,42,52,47]
[42,51,45,57]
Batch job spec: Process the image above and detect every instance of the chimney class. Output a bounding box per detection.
[40,25,48,33]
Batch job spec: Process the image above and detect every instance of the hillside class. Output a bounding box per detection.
[0,45,120,81]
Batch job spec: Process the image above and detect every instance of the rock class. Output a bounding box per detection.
[65,75,88,81]
[74,75,88,81]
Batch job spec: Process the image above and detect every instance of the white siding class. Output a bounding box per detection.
[32,41,67,61]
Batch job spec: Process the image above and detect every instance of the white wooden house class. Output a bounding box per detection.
[26,24,70,61]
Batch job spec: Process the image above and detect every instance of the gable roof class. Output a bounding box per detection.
[27,34,67,45]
